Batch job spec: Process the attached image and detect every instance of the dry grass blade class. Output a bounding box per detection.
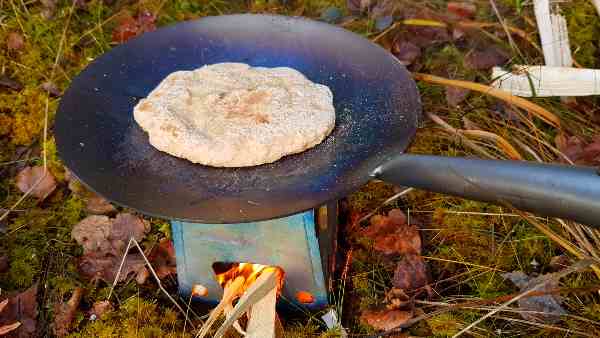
[493,315,595,337]
[488,0,523,58]
[427,113,496,159]
[107,237,194,328]
[0,322,21,335]
[414,73,561,128]
[457,21,541,53]
[452,259,594,337]
[422,256,506,272]
[516,212,600,279]
[0,1,76,223]
[460,129,523,160]
[357,188,414,224]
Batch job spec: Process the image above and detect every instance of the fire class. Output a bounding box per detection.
[214,262,284,294]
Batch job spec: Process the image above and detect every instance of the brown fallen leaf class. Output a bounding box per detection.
[78,252,148,284]
[0,255,8,273]
[84,193,116,215]
[404,26,450,48]
[502,271,566,323]
[555,134,600,166]
[64,169,115,214]
[149,238,177,279]
[347,0,374,14]
[447,2,476,19]
[7,32,25,51]
[363,209,421,255]
[464,46,509,70]
[41,81,61,97]
[371,0,396,19]
[71,213,149,255]
[0,285,38,337]
[384,287,411,310]
[346,0,359,12]
[89,301,113,319]
[72,213,150,284]
[445,86,470,106]
[112,11,156,44]
[392,40,421,66]
[15,166,57,200]
[53,287,84,337]
[0,322,21,336]
[361,308,412,331]
[393,254,429,292]
[110,213,149,252]
[71,215,113,253]
[40,0,57,19]
[0,75,23,91]
[549,255,572,272]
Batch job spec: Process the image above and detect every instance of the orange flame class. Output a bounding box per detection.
[215,262,284,294]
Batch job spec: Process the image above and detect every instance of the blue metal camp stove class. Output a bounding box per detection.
[171,202,338,311]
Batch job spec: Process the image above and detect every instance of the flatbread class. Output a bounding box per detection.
[133,63,335,167]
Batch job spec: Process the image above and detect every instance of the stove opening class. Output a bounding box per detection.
[212,262,285,295]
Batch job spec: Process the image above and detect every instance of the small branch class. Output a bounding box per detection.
[107,237,193,328]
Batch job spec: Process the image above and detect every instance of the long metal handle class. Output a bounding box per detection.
[373,154,600,228]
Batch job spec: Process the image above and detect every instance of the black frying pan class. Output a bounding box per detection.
[55,14,600,226]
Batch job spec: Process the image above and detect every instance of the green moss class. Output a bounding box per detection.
[347,181,397,214]
[564,1,600,68]
[284,322,320,338]
[0,114,12,136]
[68,296,191,338]
[426,312,463,337]
[8,244,40,288]
[43,137,66,181]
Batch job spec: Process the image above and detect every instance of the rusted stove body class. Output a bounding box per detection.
[172,202,338,310]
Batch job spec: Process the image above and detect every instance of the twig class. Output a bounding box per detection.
[357,188,414,224]
[426,113,496,159]
[196,276,246,338]
[489,0,524,59]
[107,237,193,328]
[494,315,595,337]
[460,129,522,160]
[212,270,277,338]
[0,0,76,223]
[452,259,594,337]
[422,256,506,272]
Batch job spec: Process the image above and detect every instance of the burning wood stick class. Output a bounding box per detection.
[224,302,246,336]
[246,282,277,338]
[213,269,278,338]
[196,275,245,338]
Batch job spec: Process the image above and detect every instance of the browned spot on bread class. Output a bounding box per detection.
[223,90,271,123]
[138,101,153,111]
[160,124,180,137]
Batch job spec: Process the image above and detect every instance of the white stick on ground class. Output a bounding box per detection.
[245,282,277,338]
[196,276,246,338]
[534,0,572,67]
[492,65,600,97]
[213,270,278,338]
[224,302,246,336]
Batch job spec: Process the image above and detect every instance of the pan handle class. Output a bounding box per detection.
[373,154,600,228]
